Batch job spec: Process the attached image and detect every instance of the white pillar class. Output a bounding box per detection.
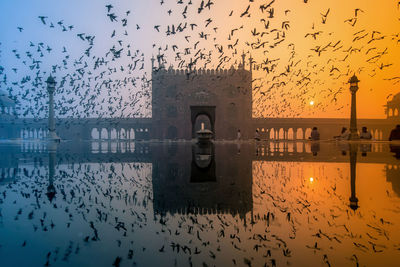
[46,76,60,142]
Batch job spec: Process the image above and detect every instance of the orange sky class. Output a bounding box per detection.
[151,0,400,118]
[2,0,400,119]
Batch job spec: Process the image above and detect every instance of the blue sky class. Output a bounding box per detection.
[1,0,400,118]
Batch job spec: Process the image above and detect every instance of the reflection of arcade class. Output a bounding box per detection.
[0,142,58,201]
[152,143,253,222]
[0,144,19,184]
[386,144,400,197]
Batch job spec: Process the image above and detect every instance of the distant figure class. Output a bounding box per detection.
[335,127,349,140]
[309,127,320,141]
[389,125,400,141]
[254,129,260,141]
[237,129,241,140]
[359,126,372,140]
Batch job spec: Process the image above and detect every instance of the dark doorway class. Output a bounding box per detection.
[190,106,216,139]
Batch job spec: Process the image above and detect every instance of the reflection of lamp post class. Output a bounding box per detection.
[348,75,360,140]
[349,143,359,210]
[46,141,58,202]
[46,76,60,142]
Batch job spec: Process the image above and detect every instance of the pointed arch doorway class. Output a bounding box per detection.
[190,106,216,139]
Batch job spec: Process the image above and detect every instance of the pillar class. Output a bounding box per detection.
[46,76,60,142]
[349,75,360,140]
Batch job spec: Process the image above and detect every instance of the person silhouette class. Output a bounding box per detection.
[360,126,372,140]
[309,127,320,141]
[389,125,400,141]
[237,129,241,140]
[335,127,349,140]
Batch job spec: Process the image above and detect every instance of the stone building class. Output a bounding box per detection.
[385,92,400,119]
[0,88,18,139]
[151,55,253,140]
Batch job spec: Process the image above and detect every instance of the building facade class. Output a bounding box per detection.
[385,93,400,119]
[151,56,253,140]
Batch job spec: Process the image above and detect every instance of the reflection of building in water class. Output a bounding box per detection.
[385,164,400,197]
[0,144,19,184]
[386,145,400,197]
[191,143,216,182]
[152,143,253,221]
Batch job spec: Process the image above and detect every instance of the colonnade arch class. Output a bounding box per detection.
[387,107,400,118]
[90,127,146,140]
[253,126,385,140]
[254,127,317,140]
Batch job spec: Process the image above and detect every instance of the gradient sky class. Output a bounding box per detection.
[1,0,399,118]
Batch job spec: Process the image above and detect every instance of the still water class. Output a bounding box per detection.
[0,140,399,267]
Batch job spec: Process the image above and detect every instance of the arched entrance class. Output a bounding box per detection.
[191,106,216,139]
[194,115,212,132]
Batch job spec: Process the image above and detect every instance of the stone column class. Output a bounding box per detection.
[46,76,60,142]
[108,129,111,140]
[349,75,360,140]
[107,129,111,152]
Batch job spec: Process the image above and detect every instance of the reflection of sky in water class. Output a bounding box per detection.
[0,141,400,266]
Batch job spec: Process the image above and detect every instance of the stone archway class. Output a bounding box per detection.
[190,106,216,139]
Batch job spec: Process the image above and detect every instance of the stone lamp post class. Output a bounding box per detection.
[46,75,60,142]
[348,75,360,140]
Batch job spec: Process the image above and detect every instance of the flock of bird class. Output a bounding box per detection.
[1,1,400,266]
[0,0,399,120]
[0,143,399,266]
